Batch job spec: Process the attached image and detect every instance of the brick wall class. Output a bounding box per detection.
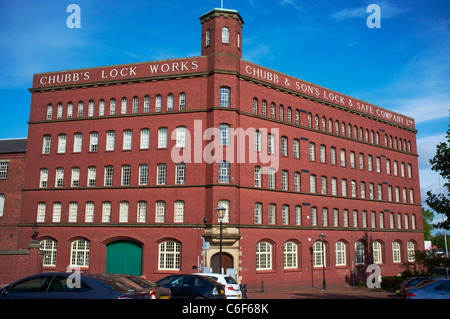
[0,243,43,286]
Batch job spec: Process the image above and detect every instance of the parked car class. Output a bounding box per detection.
[399,277,435,298]
[107,274,171,299]
[0,272,151,299]
[156,274,226,299]
[193,273,243,299]
[406,278,450,299]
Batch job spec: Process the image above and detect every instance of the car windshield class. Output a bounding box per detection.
[126,276,157,288]
[84,274,138,293]
[224,276,238,284]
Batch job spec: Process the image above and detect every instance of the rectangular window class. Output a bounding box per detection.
[282,205,289,225]
[85,202,94,223]
[137,201,147,223]
[73,133,82,153]
[254,130,261,152]
[139,164,148,185]
[179,93,186,110]
[119,201,129,222]
[57,134,66,154]
[71,167,80,187]
[89,132,98,152]
[55,168,64,188]
[132,96,139,113]
[175,163,185,185]
[268,168,276,189]
[218,161,230,183]
[69,202,78,222]
[110,98,116,115]
[37,202,46,222]
[254,166,261,187]
[52,202,61,223]
[121,97,127,114]
[140,128,150,149]
[123,130,132,150]
[102,202,111,223]
[281,136,288,156]
[158,127,168,148]
[104,166,114,186]
[0,162,8,179]
[310,174,316,193]
[87,167,96,187]
[254,202,262,224]
[174,201,185,223]
[269,204,276,224]
[176,126,186,148]
[42,135,51,154]
[144,96,150,112]
[293,139,299,158]
[40,168,48,188]
[155,201,166,223]
[281,170,289,190]
[157,164,167,185]
[294,172,300,191]
[219,87,230,107]
[121,165,131,186]
[106,131,115,151]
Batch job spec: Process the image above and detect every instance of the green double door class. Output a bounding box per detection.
[105,241,142,276]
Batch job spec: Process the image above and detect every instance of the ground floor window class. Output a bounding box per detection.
[159,240,180,270]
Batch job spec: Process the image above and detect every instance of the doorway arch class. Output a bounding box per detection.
[105,240,142,276]
[211,252,233,274]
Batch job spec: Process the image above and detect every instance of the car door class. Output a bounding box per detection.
[42,275,82,299]
[435,282,450,299]
[2,275,52,299]
[181,275,207,298]
[162,275,184,298]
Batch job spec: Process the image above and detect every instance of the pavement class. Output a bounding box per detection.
[246,285,401,299]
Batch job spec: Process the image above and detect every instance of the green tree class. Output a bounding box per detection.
[426,119,450,230]
[422,207,435,240]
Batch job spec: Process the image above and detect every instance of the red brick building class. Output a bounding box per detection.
[0,138,27,250]
[17,8,423,289]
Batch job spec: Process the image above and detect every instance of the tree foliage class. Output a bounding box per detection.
[426,120,450,230]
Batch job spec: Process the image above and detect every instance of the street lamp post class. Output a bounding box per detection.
[319,232,326,291]
[215,206,226,274]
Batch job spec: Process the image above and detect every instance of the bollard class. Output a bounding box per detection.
[261,279,264,293]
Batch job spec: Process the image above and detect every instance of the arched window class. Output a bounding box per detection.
[256,241,272,270]
[335,241,347,266]
[284,241,298,269]
[373,241,383,264]
[0,194,4,217]
[407,241,415,262]
[254,202,262,224]
[222,27,229,44]
[355,241,365,265]
[313,241,325,267]
[40,239,57,266]
[70,239,90,267]
[179,93,186,110]
[159,240,181,270]
[392,241,401,263]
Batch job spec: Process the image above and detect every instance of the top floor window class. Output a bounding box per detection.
[222,27,229,44]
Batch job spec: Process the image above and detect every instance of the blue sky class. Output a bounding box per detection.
[0,0,449,220]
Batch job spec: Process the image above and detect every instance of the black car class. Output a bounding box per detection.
[0,272,150,299]
[156,274,226,299]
